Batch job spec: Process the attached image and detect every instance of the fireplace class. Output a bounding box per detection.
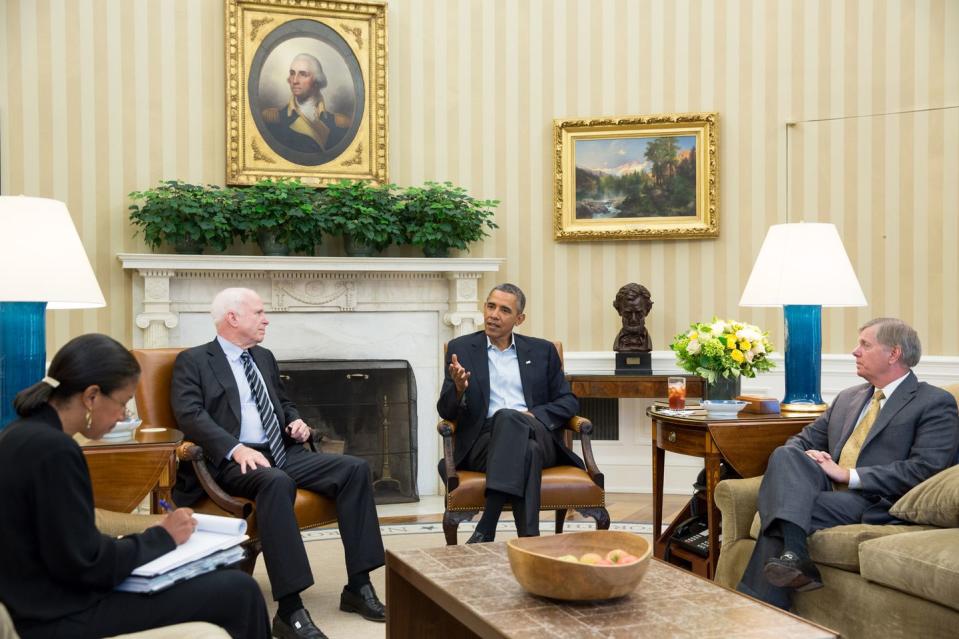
[279,359,418,504]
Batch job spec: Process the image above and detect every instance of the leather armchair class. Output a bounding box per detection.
[437,342,610,545]
[131,348,338,573]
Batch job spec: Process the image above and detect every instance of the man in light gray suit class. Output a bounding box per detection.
[737,318,959,609]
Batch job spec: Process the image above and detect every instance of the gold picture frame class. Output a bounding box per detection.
[226,0,387,185]
[553,113,718,241]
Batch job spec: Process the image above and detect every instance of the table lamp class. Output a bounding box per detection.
[0,196,105,428]
[739,222,866,412]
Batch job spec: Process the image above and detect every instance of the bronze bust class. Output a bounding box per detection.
[613,283,653,352]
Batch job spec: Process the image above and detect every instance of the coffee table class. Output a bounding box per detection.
[385,541,837,638]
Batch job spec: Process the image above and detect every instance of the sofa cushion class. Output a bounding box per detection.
[890,464,959,527]
[747,512,936,572]
[859,529,959,613]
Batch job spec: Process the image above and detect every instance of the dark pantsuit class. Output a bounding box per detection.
[217,444,385,600]
[18,570,269,639]
[461,409,561,536]
[737,445,881,609]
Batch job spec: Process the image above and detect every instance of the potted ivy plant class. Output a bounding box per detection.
[128,180,235,254]
[316,180,402,256]
[399,182,498,257]
[234,178,326,256]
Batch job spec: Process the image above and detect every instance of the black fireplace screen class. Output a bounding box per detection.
[278,359,418,504]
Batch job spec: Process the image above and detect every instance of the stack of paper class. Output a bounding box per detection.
[116,513,248,594]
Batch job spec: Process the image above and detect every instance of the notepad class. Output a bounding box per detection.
[131,513,248,578]
[116,546,247,594]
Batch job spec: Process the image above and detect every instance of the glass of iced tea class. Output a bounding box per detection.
[667,377,686,409]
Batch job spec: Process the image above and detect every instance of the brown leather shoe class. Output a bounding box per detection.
[763,551,824,592]
[272,608,328,639]
[339,583,386,622]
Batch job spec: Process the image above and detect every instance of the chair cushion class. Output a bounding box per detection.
[191,490,337,540]
[748,512,936,573]
[446,466,604,511]
[890,464,959,527]
[859,529,959,613]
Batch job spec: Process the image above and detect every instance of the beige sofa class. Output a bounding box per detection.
[0,510,229,639]
[715,466,959,639]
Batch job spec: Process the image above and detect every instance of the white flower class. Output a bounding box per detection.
[744,350,755,363]
[736,327,761,342]
[710,320,727,335]
[687,339,701,354]
[751,342,766,355]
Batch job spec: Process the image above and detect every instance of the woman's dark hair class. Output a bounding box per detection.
[13,333,140,417]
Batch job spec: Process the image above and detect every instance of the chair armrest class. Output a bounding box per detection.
[176,441,253,519]
[715,476,763,545]
[436,419,460,492]
[563,416,604,488]
[95,508,164,537]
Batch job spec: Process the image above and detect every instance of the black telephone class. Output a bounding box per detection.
[669,515,709,557]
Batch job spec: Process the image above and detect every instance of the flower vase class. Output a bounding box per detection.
[707,375,741,400]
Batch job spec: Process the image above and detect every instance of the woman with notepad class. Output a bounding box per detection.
[0,334,269,639]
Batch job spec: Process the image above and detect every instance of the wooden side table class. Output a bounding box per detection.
[80,427,183,513]
[567,371,705,401]
[647,409,816,578]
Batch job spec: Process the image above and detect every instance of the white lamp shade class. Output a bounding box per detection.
[739,222,867,308]
[0,196,105,309]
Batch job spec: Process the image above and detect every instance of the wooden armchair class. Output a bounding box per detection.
[437,342,610,545]
[131,348,338,573]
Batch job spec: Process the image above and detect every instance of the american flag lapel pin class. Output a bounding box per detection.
[525,360,532,365]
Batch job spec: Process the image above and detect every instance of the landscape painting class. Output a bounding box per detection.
[553,113,719,241]
[575,136,697,219]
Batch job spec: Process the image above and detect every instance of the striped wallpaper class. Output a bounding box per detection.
[2,0,957,358]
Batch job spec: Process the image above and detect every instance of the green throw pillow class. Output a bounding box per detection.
[890,465,959,527]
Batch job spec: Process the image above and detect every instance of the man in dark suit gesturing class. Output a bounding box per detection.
[437,283,585,543]
[737,317,959,609]
[171,287,385,639]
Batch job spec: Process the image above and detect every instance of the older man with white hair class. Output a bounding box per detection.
[171,287,385,639]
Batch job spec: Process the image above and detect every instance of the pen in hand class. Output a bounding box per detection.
[158,498,175,513]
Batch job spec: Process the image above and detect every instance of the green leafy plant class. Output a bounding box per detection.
[316,180,403,253]
[128,180,235,253]
[670,318,776,383]
[234,178,326,255]
[399,182,498,256]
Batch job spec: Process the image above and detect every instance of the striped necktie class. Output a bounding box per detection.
[838,389,885,470]
[240,351,287,468]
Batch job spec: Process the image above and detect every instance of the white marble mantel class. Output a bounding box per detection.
[118,253,504,496]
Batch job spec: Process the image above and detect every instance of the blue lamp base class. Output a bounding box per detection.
[782,304,829,413]
[0,302,48,428]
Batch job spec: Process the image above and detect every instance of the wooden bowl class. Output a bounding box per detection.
[506,530,651,601]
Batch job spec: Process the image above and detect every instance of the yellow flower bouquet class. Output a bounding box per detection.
[670,318,775,383]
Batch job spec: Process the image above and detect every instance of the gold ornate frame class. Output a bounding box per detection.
[553,113,718,241]
[226,0,387,185]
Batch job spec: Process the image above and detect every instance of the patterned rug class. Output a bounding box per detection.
[302,520,653,542]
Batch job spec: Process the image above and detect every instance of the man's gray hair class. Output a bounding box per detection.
[860,317,922,367]
[211,287,256,326]
[489,283,526,314]
[292,53,327,90]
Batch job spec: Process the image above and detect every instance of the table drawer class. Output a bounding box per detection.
[656,424,707,455]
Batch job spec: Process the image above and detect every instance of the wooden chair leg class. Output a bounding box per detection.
[238,539,262,575]
[576,507,611,531]
[554,509,568,534]
[443,510,479,545]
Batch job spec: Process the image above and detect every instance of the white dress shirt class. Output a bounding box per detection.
[485,335,528,418]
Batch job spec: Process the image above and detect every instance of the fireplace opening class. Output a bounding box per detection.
[278,359,418,504]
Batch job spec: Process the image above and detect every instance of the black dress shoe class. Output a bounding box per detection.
[339,583,386,622]
[763,551,824,592]
[466,529,494,544]
[272,609,328,639]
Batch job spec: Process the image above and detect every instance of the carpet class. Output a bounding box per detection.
[252,521,654,639]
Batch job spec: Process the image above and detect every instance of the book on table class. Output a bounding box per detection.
[116,513,249,594]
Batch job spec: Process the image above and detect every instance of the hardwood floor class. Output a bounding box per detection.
[378,493,691,526]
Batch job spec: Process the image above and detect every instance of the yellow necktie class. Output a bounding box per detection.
[838,389,885,469]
